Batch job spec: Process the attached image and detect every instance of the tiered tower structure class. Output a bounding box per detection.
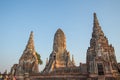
[43,28,74,73]
[11,13,120,80]
[86,13,119,78]
[16,31,39,74]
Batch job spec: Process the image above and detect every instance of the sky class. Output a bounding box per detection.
[0,0,120,73]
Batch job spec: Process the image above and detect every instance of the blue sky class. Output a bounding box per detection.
[0,0,120,73]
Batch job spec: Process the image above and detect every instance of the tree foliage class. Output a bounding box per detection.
[36,52,43,65]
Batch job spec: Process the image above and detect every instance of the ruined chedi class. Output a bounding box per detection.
[16,31,39,74]
[86,13,119,78]
[43,28,75,73]
[11,13,120,80]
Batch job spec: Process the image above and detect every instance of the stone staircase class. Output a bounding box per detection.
[98,75,105,80]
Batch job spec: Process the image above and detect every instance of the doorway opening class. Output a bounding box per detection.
[97,63,104,75]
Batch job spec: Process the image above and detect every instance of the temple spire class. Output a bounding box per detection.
[92,13,104,38]
[25,31,35,51]
[53,28,66,52]
[19,31,39,73]
[94,12,99,27]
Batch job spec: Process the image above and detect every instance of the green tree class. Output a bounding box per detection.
[36,52,43,65]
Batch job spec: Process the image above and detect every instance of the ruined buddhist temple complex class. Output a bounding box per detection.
[11,13,120,80]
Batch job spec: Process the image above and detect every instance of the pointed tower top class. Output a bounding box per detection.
[94,12,99,27]
[90,13,109,48]
[53,28,66,52]
[92,13,104,38]
[25,31,35,51]
[31,30,33,34]
[56,28,64,35]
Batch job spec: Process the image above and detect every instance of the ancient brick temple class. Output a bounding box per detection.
[11,32,39,76]
[86,13,120,79]
[42,28,75,73]
[11,13,120,80]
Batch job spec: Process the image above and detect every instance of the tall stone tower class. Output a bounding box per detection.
[43,28,74,73]
[86,13,119,77]
[16,31,39,74]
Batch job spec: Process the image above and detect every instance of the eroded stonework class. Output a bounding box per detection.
[43,28,75,73]
[11,13,120,80]
[11,31,39,76]
[86,13,119,78]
